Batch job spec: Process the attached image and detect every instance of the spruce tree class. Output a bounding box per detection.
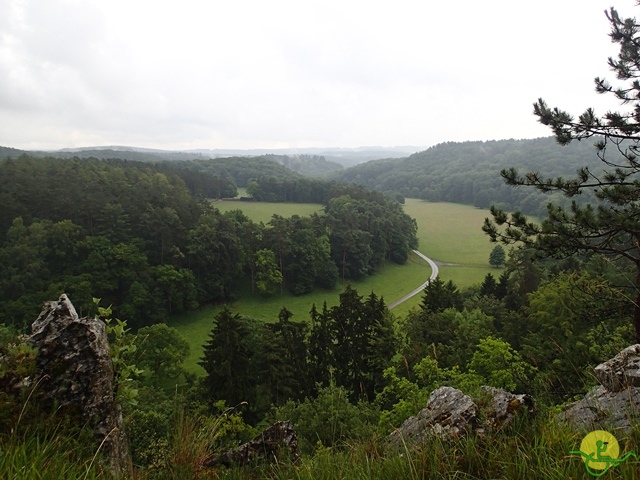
[199,306,254,408]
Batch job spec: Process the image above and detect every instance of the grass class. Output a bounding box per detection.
[7,395,640,479]
[402,199,495,265]
[174,251,431,375]
[160,410,640,479]
[212,199,323,224]
[173,199,504,374]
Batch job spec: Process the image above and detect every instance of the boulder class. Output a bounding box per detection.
[28,294,130,475]
[593,344,640,392]
[389,386,535,447]
[389,386,477,447]
[557,385,640,432]
[203,420,299,467]
[557,344,640,433]
[481,386,535,431]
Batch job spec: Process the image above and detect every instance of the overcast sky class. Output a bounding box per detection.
[0,0,628,151]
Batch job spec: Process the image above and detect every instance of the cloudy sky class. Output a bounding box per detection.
[0,0,626,151]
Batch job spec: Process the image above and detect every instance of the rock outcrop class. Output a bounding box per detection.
[481,386,535,431]
[389,386,535,447]
[557,344,640,433]
[389,387,477,447]
[28,294,130,475]
[203,420,299,467]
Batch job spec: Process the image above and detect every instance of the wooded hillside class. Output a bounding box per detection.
[332,137,601,216]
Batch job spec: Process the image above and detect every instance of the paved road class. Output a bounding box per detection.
[387,250,439,310]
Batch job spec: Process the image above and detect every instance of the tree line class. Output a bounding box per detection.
[0,155,417,329]
[331,137,602,216]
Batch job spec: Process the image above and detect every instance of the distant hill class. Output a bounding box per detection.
[331,137,605,217]
[2,145,421,168]
[0,146,26,159]
[189,146,422,168]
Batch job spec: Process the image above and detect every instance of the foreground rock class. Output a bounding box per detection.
[389,386,534,447]
[557,344,640,433]
[481,386,535,431]
[203,420,299,467]
[389,387,476,447]
[28,294,130,476]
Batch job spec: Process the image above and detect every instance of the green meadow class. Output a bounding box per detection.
[174,199,503,374]
[212,198,323,223]
[402,198,501,309]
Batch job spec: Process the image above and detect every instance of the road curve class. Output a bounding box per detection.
[387,250,439,310]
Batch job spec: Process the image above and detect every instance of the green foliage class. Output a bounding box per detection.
[332,137,600,216]
[136,323,190,386]
[271,382,379,450]
[375,366,429,432]
[96,299,143,408]
[127,408,171,469]
[488,244,505,267]
[325,192,417,282]
[254,248,283,295]
[199,306,257,409]
[421,276,462,314]
[468,337,536,392]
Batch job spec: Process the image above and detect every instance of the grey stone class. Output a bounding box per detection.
[389,386,477,447]
[203,420,299,467]
[481,386,535,430]
[29,294,130,476]
[556,385,640,433]
[594,344,640,392]
[556,345,640,434]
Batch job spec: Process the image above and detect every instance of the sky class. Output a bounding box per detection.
[0,0,628,151]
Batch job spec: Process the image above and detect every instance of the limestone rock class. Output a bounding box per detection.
[203,420,299,467]
[29,294,130,475]
[557,385,640,433]
[481,386,535,430]
[557,344,640,434]
[593,344,640,392]
[389,386,477,447]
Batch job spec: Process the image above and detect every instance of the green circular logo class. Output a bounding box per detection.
[579,430,619,471]
[571,430,636,476]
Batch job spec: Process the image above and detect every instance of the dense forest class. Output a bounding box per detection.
[3,137,610,217]
[331,137,602,216]
[0,155,417,330]
[1,148,639,477]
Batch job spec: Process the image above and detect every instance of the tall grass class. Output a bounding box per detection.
[0,419,112,480]
[202,412,640,479]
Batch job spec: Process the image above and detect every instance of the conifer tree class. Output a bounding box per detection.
[199,306,254,407]
[483,5,640,342]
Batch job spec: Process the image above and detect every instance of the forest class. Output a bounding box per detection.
[330,136,603,216]
[0,154,417,330]
[4,4,640,474]
[1,143,639,478]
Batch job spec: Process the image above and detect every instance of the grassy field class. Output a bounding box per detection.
[390,199,502,313]
[212,198,323,223]
[173,199,503,373]
[403,199,495,264]
[174,251,430,374]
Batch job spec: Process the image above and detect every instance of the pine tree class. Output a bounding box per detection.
[199,306,255,407]
[483,5,640,342]
[420,277,462,314]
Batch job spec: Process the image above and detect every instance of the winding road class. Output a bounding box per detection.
[387,250,439,310]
